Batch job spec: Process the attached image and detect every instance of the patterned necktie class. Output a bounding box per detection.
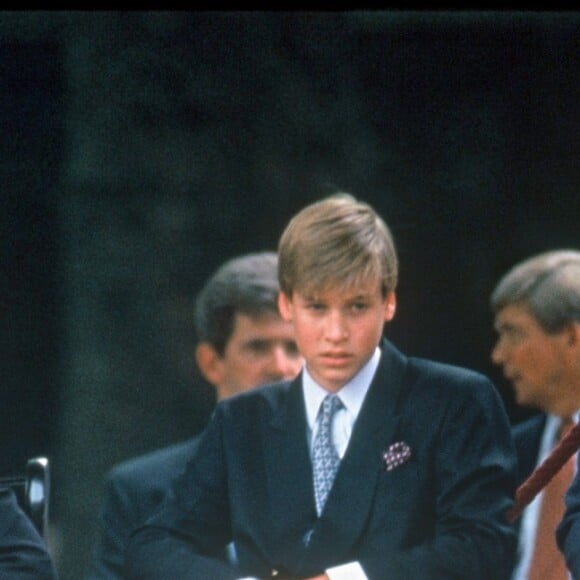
[528,416,576,580]
[312,394,343,516]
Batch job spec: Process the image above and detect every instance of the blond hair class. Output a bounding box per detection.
[278,193,398,297]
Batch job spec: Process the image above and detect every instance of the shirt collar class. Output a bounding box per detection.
[302,346,382,430]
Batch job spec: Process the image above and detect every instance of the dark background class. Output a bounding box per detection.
[0,11,578,579]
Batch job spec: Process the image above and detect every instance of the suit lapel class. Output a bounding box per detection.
[303,340,408,567]
[265,375,318,564]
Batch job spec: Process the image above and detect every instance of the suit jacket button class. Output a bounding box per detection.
[271,569,279,577]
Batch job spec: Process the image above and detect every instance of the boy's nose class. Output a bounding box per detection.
[325,312,348,341]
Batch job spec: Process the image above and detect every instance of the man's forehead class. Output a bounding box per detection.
[494,303,536,329]
[234,310,284,326]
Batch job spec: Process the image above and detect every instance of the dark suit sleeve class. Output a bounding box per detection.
[87,472,141,579]
[0,486,57,580]
[511,414,545,485]
[88,440,201,580]
[557,456,580,579]
[361,374,518,580]
[124,410,238,580]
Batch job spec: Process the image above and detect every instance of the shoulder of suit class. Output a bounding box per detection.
[107,436,200,484]
[381,338,489,385]
[512,413,546,438]
[406,356,491,388]
[221,380,293,407]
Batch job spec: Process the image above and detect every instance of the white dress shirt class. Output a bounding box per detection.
[239,346,381,580]
[300,346,381,580]
[512,413,577,580]
[303,346,380,459]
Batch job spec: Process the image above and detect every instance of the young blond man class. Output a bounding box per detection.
[125,193,517,580]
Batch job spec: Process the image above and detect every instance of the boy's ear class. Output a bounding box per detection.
[384,291,397,322]
[278,292,293,322]
[195,342,225,386]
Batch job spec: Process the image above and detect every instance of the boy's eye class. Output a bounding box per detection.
[351,302,368,312]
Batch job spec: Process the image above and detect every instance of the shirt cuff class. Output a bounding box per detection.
[327,561,368,580]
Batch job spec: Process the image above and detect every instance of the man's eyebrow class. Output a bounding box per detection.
[494,321,516,332]
[245,338,269,344]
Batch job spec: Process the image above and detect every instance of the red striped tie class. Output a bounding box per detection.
[528,417,576,580]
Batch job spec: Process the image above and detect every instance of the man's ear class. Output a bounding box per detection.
[195,342,225,386]
[278,292,293,322]
[564,322,580,347]
[384,291,397,322]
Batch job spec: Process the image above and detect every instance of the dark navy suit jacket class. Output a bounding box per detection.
[125,340,518,580]
[0,485,57,579]
[512,413,546,488]
[88,438,199,579]
[557,434,580,579]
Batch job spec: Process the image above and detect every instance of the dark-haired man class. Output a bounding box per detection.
[88,252,303,579]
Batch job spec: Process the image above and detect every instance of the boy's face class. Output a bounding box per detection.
[278,280,396,393]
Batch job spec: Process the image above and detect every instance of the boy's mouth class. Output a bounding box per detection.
[320,352,352,365]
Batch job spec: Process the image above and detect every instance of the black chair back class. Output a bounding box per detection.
[0,456,50,537]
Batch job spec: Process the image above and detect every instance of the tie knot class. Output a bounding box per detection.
[320,394,343,420]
